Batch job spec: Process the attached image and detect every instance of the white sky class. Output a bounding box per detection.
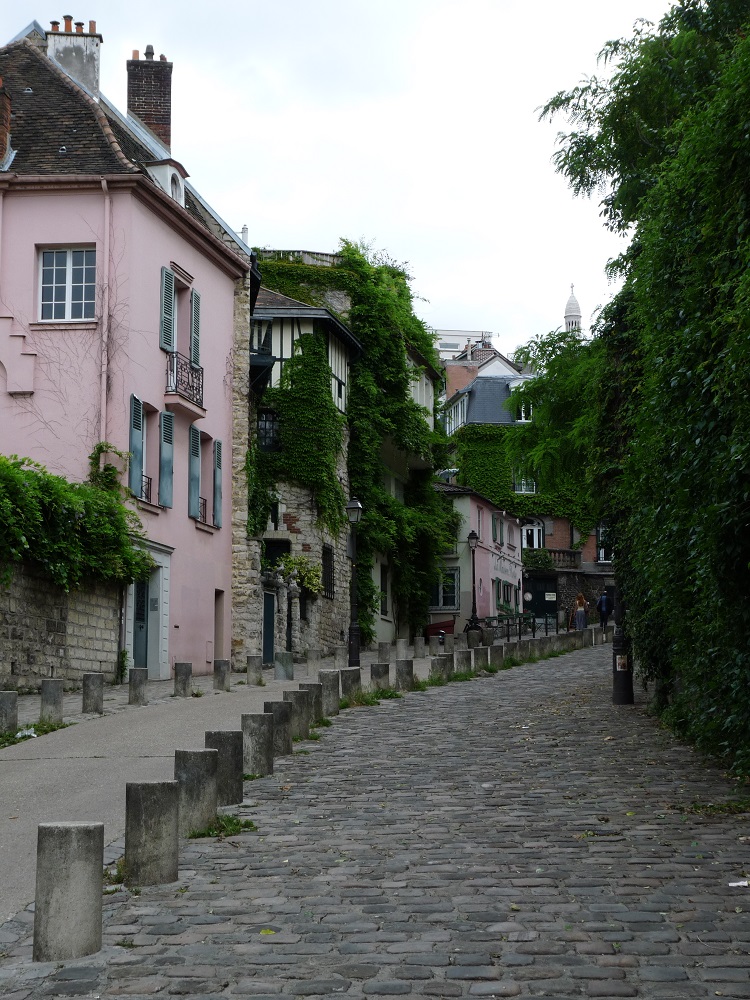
[9,0,672,356]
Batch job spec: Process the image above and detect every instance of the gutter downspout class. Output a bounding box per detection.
[99,177,111,444]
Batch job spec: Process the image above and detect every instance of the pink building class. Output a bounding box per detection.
[0,21,259,677]
[429,483,523,633]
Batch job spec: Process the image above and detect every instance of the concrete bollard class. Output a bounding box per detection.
[481,627,495,647]
[443,634,455,654]
[298,682,323,724]
[40,678,64,724]
[128,667,148,706]
[339,666,362,700]
[264,700,293,756]
[334,645,348,670]
[467,630,481,649]
[204,731,243,806]
[124,781,179,886]
[473,646,489,671]
[318,670,340,717]
[395,658,414,691]
[489,644,505,670]
[174,749,218,837]
[428,636,441,657]
[0,691,18,732]
[33,822,104,962]
[213,659,231,692]
[283,690,312,739]
[174,662,192,698]
[370,662,390,690]
[377,641,391,662]
[453,632,468,651]
[274,651,294,681]
[413,636,426,659]
[439,653,455,680]
[305,648,321,669]
[81,673,104,715]
[241,713,274,776]
[455,649,472,674]
[246,654,263,685]
[429,657,444,683]
[395,637,408,659]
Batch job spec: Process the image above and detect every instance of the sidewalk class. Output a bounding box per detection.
[3,642,748,999]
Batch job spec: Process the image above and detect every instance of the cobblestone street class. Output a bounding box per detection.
[2,643,749,999]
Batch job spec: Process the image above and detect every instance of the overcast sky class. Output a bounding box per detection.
[10,0,672,356]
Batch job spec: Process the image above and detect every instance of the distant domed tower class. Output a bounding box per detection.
[564,284,582,332]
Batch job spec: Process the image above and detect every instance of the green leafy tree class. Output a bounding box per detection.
[545,0,750,775]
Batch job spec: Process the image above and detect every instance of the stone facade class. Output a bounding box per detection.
[0,565,120,688]
[230,273,263,670]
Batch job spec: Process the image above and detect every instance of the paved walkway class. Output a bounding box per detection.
[2,643,750,999]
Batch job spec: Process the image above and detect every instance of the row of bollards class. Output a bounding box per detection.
[26,626,597,965]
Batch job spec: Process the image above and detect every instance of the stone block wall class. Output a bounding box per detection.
[0,565,120,688]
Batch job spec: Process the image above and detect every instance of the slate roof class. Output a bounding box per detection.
[433,479,520,519]
[445,376,516,426]
[0,40,137,175]
[254,287,362,356]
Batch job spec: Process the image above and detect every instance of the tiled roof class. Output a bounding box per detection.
[255,288,314,311]
[0,40,137,175]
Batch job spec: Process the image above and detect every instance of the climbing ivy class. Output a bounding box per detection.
[256,240,457,642]
[247,331,347,536]
[0,450,153,590]
[451,424,597,538]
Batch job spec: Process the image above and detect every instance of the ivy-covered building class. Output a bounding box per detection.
[445,291,614,625]
[242,245,455,652]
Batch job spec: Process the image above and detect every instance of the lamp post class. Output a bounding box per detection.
[346,497,363,667]
[612,583,634,704]
[467,529,481,632]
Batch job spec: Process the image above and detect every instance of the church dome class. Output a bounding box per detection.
[564,284,582,331]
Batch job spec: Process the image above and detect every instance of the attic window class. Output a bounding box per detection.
[170,174,181,202]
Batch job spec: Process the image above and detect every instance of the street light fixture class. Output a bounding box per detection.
[467,529,481,632]
[346,498,363,667]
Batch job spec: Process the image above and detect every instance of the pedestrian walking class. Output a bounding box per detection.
[574,592,587,631]
[596,590,611,630]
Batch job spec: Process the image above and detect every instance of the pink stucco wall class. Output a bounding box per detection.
[0,182,238,677]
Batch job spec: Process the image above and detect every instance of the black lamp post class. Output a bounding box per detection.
[467,529,481,631]
[346,497,363,667]
[612,583,634,705]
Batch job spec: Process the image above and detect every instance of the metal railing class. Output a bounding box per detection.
[198,497,207,524]
[165,351,204,408]
[478,612,560,642]
[140,474,152,504]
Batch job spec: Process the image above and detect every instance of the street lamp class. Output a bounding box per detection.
[346,497,363,667]
[467,529,481,632]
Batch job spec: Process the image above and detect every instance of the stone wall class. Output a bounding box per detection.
[556,571,613,628]
[230,272,264,670]
[0,565,120,688]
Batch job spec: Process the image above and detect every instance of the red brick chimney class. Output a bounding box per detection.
[0,77,10,164]
[127,44,173,150]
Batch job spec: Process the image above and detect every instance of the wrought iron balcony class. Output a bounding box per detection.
[165,351,203,408]
[140,474,152,504]
[198,497,207,524]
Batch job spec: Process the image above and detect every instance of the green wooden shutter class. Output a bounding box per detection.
[128,395,143,495]
[213,439,222,528]
[190,289,201,366]
[159,411,174,508]
[160,266,175,351]
[188,424,201,518]
[492,514,497,541]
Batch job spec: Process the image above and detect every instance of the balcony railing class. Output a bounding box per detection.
[198,497,207,524]
[141,474,152,504]
[513,479,537,494]
[548,548,581,570]
[166,351,203,408]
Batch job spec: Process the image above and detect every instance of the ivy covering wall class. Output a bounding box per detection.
[252,240,458,642]
[0,452,153,590]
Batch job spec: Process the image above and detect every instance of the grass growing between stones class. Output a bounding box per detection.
[451,670,476,682]
[340,689,403,709]
[103,856,127,889]
[0,720,73,749]
[189,815,258,838]
[315,717,332,727]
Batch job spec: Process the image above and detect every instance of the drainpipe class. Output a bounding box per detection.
[99,178,111,445]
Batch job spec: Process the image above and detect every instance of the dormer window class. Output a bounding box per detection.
[170,173,183,204]
[144,159,188,207]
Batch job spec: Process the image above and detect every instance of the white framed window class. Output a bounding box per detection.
[522,521,544,549]
[430,567,459,611]
[477,507,483,538]
[516,399,532,422]
[40,247,96,320]
[514,474,537,494]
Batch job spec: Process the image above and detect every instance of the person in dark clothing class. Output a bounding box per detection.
[596,591,611,630]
